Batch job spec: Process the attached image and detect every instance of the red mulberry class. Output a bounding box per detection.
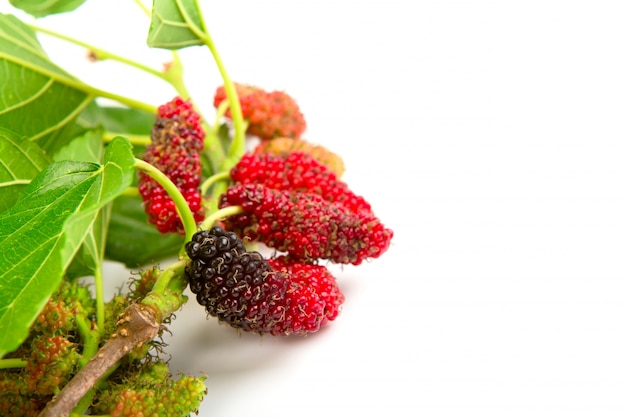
[213,83,306,140]
[138,96,205,234]
[231,151,370,214]
[218,184,393,265]
[268,256,344,323]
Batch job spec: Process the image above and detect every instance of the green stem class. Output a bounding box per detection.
[94,266,105,335]
[142,261,189,322]
[132,0,151,16]
[71,389,95,416]
[200,171,230,196]
[32,24,162,77]
[130,0,196,103]
[134,159,198,242]
[8,40,156,115]
[177,3,246,169]
[204,38,245,168]
[121,186,140,198]
[164,51,192,100]
[199,205,243,231]
[30,24,192,100]
[0,358,26,369]
[205,179,228,215]
[93,89,157,113]
[76,316,99,368]
[213,99,230,131]
[149,259,187,297]
[103,132,151,146]
[202,122,226,174]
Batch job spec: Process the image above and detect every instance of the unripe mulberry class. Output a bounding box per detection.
[219,184,393,265]
[32,279,95,334]
[93,361,206,417]
[254,137,345,178]
[138,96,205,234]
[213,83,306,140]
[24,335,80,396]
[230,152,370,214]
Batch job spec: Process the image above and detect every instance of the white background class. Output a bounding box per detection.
[2,1,626,416]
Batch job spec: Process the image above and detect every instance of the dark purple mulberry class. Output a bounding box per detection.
[184,226,289,333]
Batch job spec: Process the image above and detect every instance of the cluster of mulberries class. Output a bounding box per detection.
[138,96,206,234]
[219,152,393,265]
[184,226,344,335]
[0,275,206,416]
[0,280,90,415]
[213,83,306,140]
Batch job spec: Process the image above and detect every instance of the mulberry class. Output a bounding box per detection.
[185,227,338,335]
[138,96,205,234]
[94,379,206,417]
[32,279,95,334]
[218,184,393,265]
[213,83,306,140]
[24,335,80,396]
[231,151,370,214]
[184,226,289,334]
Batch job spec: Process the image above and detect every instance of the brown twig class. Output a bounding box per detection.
[38,303,160,417]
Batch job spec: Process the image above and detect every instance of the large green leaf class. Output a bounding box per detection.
[0,14,94,154]
[105,194,184,268]
[0,137,135,357]
[0,128,50,214]
[147,0,207,49]
[9,0,86,17]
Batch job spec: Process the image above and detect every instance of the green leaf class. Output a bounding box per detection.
[105,194,184,268]
[77,102,155,136]
[0,128,50,214]
[9,0,86,18]
[53,128,105,164]
[0,137,135,358]
[74,102,155,157]
[66,204,111,279]
[55,129,108,279]
[0,14,94,154]
[147,0,207,50]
